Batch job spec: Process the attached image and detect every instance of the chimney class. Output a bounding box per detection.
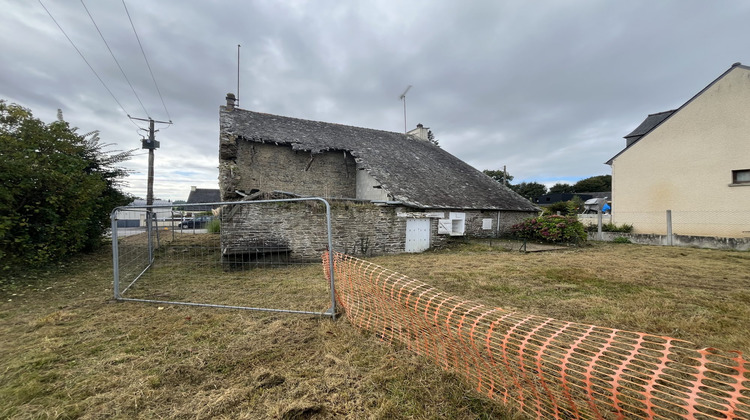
[407,123,429,141]
[225,93,236,111]
[191,186,197,192]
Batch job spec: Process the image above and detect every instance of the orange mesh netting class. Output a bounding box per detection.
[323,252,750,419]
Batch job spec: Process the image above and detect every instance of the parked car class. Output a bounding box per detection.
[180,216,213,228]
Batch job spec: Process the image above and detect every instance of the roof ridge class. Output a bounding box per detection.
[229,107,407,138]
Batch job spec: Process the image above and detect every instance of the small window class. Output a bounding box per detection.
[732,169,750,184]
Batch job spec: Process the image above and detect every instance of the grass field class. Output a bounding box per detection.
[1,238,748,419]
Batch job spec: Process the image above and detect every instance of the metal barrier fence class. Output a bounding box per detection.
[324,252,750,419]
[110,199,336,318]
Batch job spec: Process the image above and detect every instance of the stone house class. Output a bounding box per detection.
[218,94,538,259]
[607,62,750,237]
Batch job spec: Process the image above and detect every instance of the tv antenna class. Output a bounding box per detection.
[399,85,412,133]
[237,44,241,107]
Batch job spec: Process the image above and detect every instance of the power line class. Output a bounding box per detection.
[80,0,150,118]
[122,0,172,123]
[38,0,142,130]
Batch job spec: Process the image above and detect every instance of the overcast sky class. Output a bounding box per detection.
[2,1,749,201]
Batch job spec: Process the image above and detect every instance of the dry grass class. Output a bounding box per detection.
[1,237,748,419]
[372,240,750,354]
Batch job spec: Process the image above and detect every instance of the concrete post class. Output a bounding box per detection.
[666,210,673,246]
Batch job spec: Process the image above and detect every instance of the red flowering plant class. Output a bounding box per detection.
[510,215,586,245]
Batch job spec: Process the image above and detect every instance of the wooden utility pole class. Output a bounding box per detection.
[131,117,169,207]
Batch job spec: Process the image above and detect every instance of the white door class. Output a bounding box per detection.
[405,218,430,253]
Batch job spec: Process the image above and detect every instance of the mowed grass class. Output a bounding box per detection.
[1,237,749,419]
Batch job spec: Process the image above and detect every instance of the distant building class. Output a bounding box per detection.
[186,186,221,212]
[116,199,172,227]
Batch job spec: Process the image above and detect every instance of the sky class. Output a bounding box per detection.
[2,1,750,201]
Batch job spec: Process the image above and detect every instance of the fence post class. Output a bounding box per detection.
[111,210,120,299]
[666,210,673,246]
[597,205,603,241]
[147,211,154,263]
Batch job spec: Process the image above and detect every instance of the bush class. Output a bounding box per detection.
[613,236,632,244]
[0,101,132,269]
[586,222,634,233]
[542,197,584,217]
[207,218,221,234]
[511,215,586,245]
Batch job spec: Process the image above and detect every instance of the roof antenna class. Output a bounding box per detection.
[399,85,412,134]
[236,44,241,107]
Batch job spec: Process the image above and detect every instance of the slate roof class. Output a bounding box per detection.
[187,188,220,211]
[187,188,221,204]
[221,108,538,212]
[623,110,675,147]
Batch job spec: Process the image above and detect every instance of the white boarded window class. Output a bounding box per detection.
[438,219,452,235]
[482,218,493,230]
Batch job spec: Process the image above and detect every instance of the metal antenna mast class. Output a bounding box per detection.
[399,85,412,133]
[237,44,241,107]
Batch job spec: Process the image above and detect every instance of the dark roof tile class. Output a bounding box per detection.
[221,108,538,211]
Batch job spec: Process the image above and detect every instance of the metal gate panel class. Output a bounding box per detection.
[110,198,336,318]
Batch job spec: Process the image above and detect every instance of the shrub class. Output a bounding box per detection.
[207,219,221,234]
[511,215,587,245]
[613,236,632,244]
[586,222,634,233]
[1,101,132,269]
[542,197,584,216]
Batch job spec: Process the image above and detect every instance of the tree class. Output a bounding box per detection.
[549,183,575,193]
[426,130,439,147]
[573,175,611,192]
[0,100,133,268]
[509,182,548,201]
[482,169,513,185]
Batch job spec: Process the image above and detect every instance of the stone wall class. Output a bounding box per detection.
[221,201,408,261]
[221,141,357,199]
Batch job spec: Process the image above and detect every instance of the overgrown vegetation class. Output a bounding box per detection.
[613,236,632,243]
[1,240,748,418]
[541,196,585,216]
[585,221,634,233]
[0,101,132,269]
[511,215,587,245]
[207,218,221,233]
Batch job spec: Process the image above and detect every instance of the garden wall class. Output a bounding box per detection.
[589,231,750,251]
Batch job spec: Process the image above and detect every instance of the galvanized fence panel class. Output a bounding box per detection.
[110,198,336,318]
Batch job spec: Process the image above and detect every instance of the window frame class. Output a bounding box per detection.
[731,169,750,185]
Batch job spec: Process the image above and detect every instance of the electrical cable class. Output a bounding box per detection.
[122,0,172,124]
[80,0,150,119]
[38,0,143,130]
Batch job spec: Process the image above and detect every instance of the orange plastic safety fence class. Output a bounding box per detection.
[323,252,750,420]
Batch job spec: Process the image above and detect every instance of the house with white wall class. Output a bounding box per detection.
[607,62,750,237]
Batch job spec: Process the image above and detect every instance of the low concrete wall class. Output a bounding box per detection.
[588,232,750,251]
[578,214,611,227]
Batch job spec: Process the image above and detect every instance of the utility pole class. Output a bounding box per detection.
[131,116,170,260]
[131,117,170,207]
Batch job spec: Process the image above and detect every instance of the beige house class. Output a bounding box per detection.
[607,62,750,237]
